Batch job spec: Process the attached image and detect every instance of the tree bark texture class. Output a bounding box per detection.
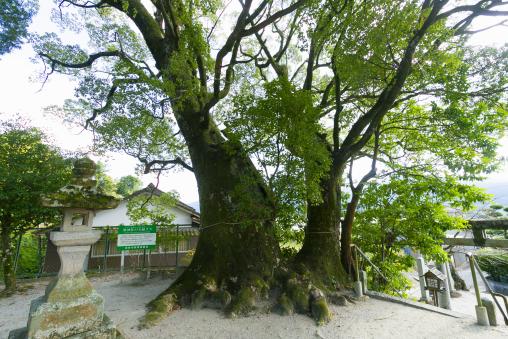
[142,112,281,326]
[295,174,346,287]
[1,225,16,293]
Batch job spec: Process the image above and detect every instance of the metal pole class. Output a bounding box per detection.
[120,251,125,274]
[472,256,508,324]
[468,254,482,307]
[175,224,180,269]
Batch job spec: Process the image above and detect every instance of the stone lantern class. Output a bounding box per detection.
[9,158,121,339]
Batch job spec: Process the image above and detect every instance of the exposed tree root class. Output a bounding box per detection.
[139,269,274,328]
[271,262,351,326]
[140,261,355,328]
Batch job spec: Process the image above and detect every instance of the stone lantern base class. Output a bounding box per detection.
[9,231,119,339]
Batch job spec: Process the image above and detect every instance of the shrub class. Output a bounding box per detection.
[476,249,508,283]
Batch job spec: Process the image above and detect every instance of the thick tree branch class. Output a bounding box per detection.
[141,157,194,173]
[104,0,167,68]
[336,1,447,169]
[242,0,306,37]
[39,50,123,69]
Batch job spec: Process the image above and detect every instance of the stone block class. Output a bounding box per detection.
[26,291,104,338]
[481,298,497,326]
[475,305,489,326]
[9,316,117,339]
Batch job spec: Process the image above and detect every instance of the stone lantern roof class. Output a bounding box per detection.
[41,157,121,210]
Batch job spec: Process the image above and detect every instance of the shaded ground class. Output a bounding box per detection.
[2,272,507,338]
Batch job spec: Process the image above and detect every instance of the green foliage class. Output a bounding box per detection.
[0,120,71,289]
[224,78,330,239]
[0,0,38,55]
[371,255,414,297]
[491,204,504,210]
[0,121,72,234]
[16,233,41,277]
[230,79,330,202]
[116,175,142,197]
[95,162,118,196]
[476,249,508,283]
[353,174,488,294]
[127,191,178,226]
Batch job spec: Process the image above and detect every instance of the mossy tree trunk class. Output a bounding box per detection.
[142,112,281,326]
[279,173,347,325]
[295,174,345,287]
[1,222,16,293]
[179,117,280,291]
[341,193,359,275]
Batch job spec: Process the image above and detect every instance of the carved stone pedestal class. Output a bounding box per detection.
[9,231,118,339]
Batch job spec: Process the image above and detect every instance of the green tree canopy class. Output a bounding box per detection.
[0,120,71,293]
[95,161,118,196]
[223,0,508,278]
[0,0,38,55]
[353,174,489,294]
[116,175,142,197]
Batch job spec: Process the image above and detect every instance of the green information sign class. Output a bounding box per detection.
[117,225,157,251]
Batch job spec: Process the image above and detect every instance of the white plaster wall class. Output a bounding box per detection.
[93,200,193,227]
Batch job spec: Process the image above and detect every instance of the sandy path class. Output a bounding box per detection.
[1,273,507,339]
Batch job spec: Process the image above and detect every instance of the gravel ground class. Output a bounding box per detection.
[1,272,507,339]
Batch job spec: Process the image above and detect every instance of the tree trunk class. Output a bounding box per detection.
[142,114,280,326]
[1,226,16,293]
[295,174,345,285]
[182,120,279,287]
[279,174,346,325]
[341,191,360,275]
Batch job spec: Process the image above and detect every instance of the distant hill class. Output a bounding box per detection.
[477,180,508,206]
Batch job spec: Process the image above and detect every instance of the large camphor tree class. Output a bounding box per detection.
[36,0,308,325]
[35,0,508,325]
[227,0,508,289]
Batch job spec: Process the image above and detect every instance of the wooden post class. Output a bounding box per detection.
[146,249,151,280]
[13,234,22,275]
[143,249,146,269]
[103,227,110,273]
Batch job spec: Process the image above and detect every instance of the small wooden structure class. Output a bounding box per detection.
[424,267,447,307]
